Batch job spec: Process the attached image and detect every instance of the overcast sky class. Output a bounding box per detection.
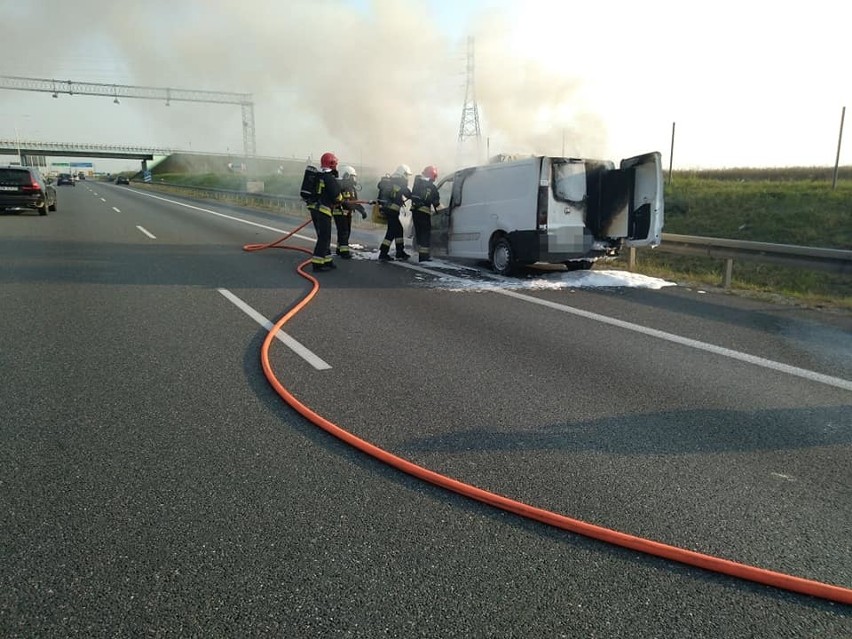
[0,0,848,173]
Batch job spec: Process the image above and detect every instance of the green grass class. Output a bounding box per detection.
[637,170,852,309]
[663,175,852,249]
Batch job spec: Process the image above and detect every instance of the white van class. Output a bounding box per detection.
[427,152,664,274]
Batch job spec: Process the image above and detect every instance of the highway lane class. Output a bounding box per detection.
[1,183,850,638]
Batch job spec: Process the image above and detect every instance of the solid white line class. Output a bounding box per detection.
[127,189,314,242]
[136,225,156,239]
[217,289,331,370]
[112,207,121,213]
[493,288,852,392]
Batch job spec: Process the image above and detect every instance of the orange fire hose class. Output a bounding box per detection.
[244,225,852,606]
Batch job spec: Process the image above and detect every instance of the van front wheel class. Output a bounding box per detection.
[491,238,515,275]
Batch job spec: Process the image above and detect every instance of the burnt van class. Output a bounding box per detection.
[427,152,664,274]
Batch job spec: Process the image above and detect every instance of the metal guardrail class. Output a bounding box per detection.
[658,234,851,273]
[630,233,852,289]
[133,180,304,212]
[131,179,852,287]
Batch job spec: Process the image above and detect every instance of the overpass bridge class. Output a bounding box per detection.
[0,140,185,163]
[0,139,319,177]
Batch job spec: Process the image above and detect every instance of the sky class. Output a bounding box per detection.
[0,0,849,174]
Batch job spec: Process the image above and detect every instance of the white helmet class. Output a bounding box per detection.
[340,165,357,180]
[393,164,413,178]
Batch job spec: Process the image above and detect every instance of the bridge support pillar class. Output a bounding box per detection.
[141,159,148,173]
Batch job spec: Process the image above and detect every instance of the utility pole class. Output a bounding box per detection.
[668,122,676,186]
[833,106,845,190]
[14,126,22,165]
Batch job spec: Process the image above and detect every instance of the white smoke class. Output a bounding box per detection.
[0,0,606,175]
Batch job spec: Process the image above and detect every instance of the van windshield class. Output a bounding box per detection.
[552,161,586,203]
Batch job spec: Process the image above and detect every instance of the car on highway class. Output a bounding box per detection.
[57,173,75,186]
[115,175,130,185]
[0,165,57,216]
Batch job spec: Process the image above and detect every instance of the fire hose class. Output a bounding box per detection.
[243,222,852,606]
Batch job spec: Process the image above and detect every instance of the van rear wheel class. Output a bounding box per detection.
[491,238,515,275]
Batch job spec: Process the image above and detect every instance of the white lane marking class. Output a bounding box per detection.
[136,225,156,239]
[112,207,121,213]
[494,288,852,392]
[217,289,331,370]
[126,189,314,242]
[93,192,99,196]
[124,190,851,391]
[100,197,106,202]
[771,472,796,482]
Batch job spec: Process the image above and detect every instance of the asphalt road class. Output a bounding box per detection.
[1,181,850,638]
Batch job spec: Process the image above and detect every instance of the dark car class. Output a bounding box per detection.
[115,175,130,185]
[0,166,57,216]
[57,173,75,186]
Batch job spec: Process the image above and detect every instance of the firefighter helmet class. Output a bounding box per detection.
[422,165,438,181]
[340,165,357,180]
[320,152,338,170]
[393,164,412,178]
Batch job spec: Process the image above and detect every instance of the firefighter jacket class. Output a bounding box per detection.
[411,175,441,215]
[307,169,342,216]
[335,175,358,216]
[379,175,412,213]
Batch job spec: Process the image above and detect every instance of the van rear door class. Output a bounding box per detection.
[621,151,664,247]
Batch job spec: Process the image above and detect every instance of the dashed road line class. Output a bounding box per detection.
[217,288,331,370]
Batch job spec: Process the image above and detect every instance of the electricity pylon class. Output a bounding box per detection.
[457,37,482,164]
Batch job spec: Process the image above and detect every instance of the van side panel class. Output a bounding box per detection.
[447,159,540,260]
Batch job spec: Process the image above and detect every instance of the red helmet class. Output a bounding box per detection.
[320,152,338,170]
[422,165,438,181]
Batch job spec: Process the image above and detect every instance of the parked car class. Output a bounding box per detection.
[57,173,75,186]
[0,166,58,215]
[425,152,664,274]
[115,176,130,185]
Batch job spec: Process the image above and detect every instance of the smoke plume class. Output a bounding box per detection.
[1,0,606,175]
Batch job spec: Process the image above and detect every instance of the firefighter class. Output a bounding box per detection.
[334,165,367,259]
[410,165,441,262]
[377,164,413,262]
[307,152,343,272]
